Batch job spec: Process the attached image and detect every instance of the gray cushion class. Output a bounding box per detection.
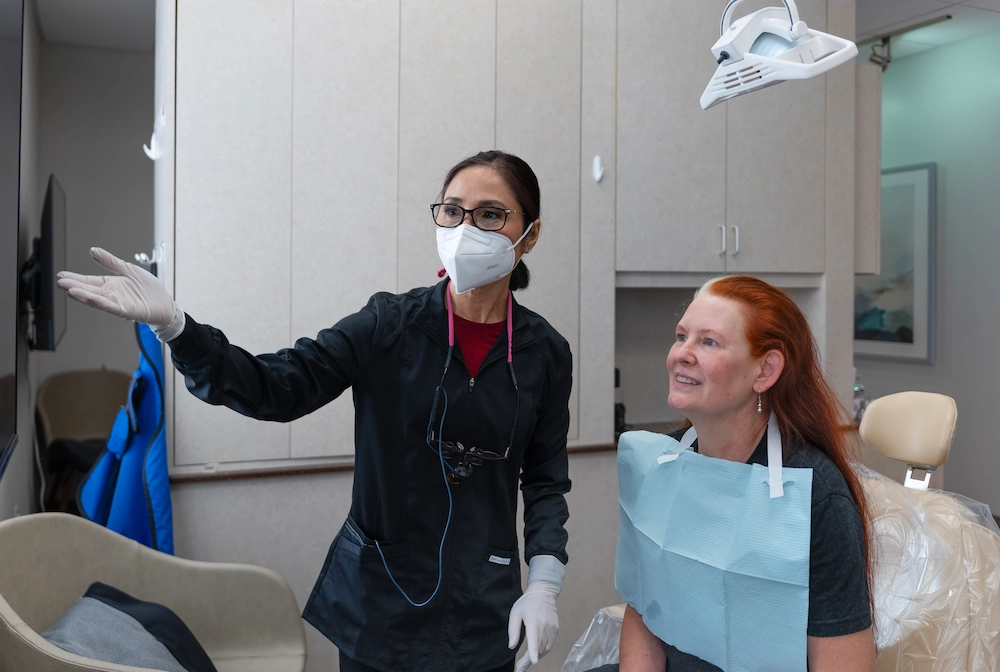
[42,582,216,672]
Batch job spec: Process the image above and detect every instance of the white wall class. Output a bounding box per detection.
[0,0,40,522]
[34,43,154,382]
[854,29,1000,511]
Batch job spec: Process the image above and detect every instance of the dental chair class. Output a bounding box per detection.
[859,392,1000,672]
[0,513,308,672]
[562,392,1000,672]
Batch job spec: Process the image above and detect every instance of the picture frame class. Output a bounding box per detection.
[854,163,937,363]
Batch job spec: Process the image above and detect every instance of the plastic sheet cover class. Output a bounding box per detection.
[562,466,1000,672]
[561,605,625,672]
[861,465,1000,672]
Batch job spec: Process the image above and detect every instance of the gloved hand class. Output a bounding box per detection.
[56,247,185,341]
[507,580,560,672]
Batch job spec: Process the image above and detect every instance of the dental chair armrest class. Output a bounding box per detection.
[135,552,306,661]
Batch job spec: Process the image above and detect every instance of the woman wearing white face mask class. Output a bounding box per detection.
[57,150,572,672]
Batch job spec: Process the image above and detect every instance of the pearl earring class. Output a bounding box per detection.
[757,394,762,414]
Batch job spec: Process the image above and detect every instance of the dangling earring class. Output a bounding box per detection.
[757,394,762,414]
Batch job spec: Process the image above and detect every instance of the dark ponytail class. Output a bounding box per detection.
[510,260,530,291]
[440,150,540,291]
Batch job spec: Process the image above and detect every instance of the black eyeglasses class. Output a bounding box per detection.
[430,203,525,232]
[426,363,520,483]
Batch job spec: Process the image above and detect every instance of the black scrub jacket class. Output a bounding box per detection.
[167,280,573,672]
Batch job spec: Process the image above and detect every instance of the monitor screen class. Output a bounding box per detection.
[0,0,23,481]
[34,174,67,351]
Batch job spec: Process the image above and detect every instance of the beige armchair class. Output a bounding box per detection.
[34,369,132,512]
[0,513,307,672]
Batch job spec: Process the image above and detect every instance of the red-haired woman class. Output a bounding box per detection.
[610,275,875,672]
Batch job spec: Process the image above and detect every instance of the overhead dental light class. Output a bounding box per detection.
[700,0,858,110]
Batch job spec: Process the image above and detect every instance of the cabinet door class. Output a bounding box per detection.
[174,0,293,465]
[724,0,826,274]
[396,0,497,293]
[497,0,581,440]
[616,0,727,273]
[577,0,618,446]
[289,1,400,459]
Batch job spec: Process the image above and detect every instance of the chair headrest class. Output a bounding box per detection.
[859,391,957,468]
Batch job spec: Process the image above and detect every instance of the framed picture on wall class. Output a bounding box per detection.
[854,163,937,363]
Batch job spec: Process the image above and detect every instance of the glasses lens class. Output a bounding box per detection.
[433,204,464,227]
[473,207,507,231]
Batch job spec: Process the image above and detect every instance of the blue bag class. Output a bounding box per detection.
[78,323,173,554]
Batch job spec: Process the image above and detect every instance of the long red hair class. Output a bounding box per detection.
[702,275,873,612]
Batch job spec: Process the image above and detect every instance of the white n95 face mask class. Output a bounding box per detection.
[436,222,533,294]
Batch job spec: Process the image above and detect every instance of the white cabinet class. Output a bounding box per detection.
[497,0,583,440]
[855,63,881,275]
[616,0,726,274]
[289,0,400,460]
[616,0,828,276]
[173,0,293,466]
[724,0,827,274]
[396,0,496,293]
[158,0,611,476]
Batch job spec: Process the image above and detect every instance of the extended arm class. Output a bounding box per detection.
[167,309,378,422]
[59,247,380,422]
[620,605,666,672]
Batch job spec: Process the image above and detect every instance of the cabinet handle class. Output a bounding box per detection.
[730,225,740,255]
[143,106,165,161]
[718,225,727,255]
[593,155,604,183]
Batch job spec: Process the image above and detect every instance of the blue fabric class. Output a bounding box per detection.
[79,324,173,554]
[615,429,813,672]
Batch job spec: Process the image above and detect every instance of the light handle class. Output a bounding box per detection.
[721,0,800,36]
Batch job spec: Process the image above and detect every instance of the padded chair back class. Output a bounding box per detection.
[859,391,957,469]
[35,370,131,447]
[0,513,142,634]
[0,513,307,672]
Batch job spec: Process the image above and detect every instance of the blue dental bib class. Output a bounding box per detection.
[615,415,812,671]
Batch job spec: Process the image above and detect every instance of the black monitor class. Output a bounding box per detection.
[20,174,67,351]
[0,0,23,482]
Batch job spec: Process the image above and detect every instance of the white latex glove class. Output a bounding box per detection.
[507,580,560,672]
[56,247,185,341]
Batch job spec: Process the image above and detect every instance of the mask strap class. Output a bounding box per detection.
[509,221,534,250]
